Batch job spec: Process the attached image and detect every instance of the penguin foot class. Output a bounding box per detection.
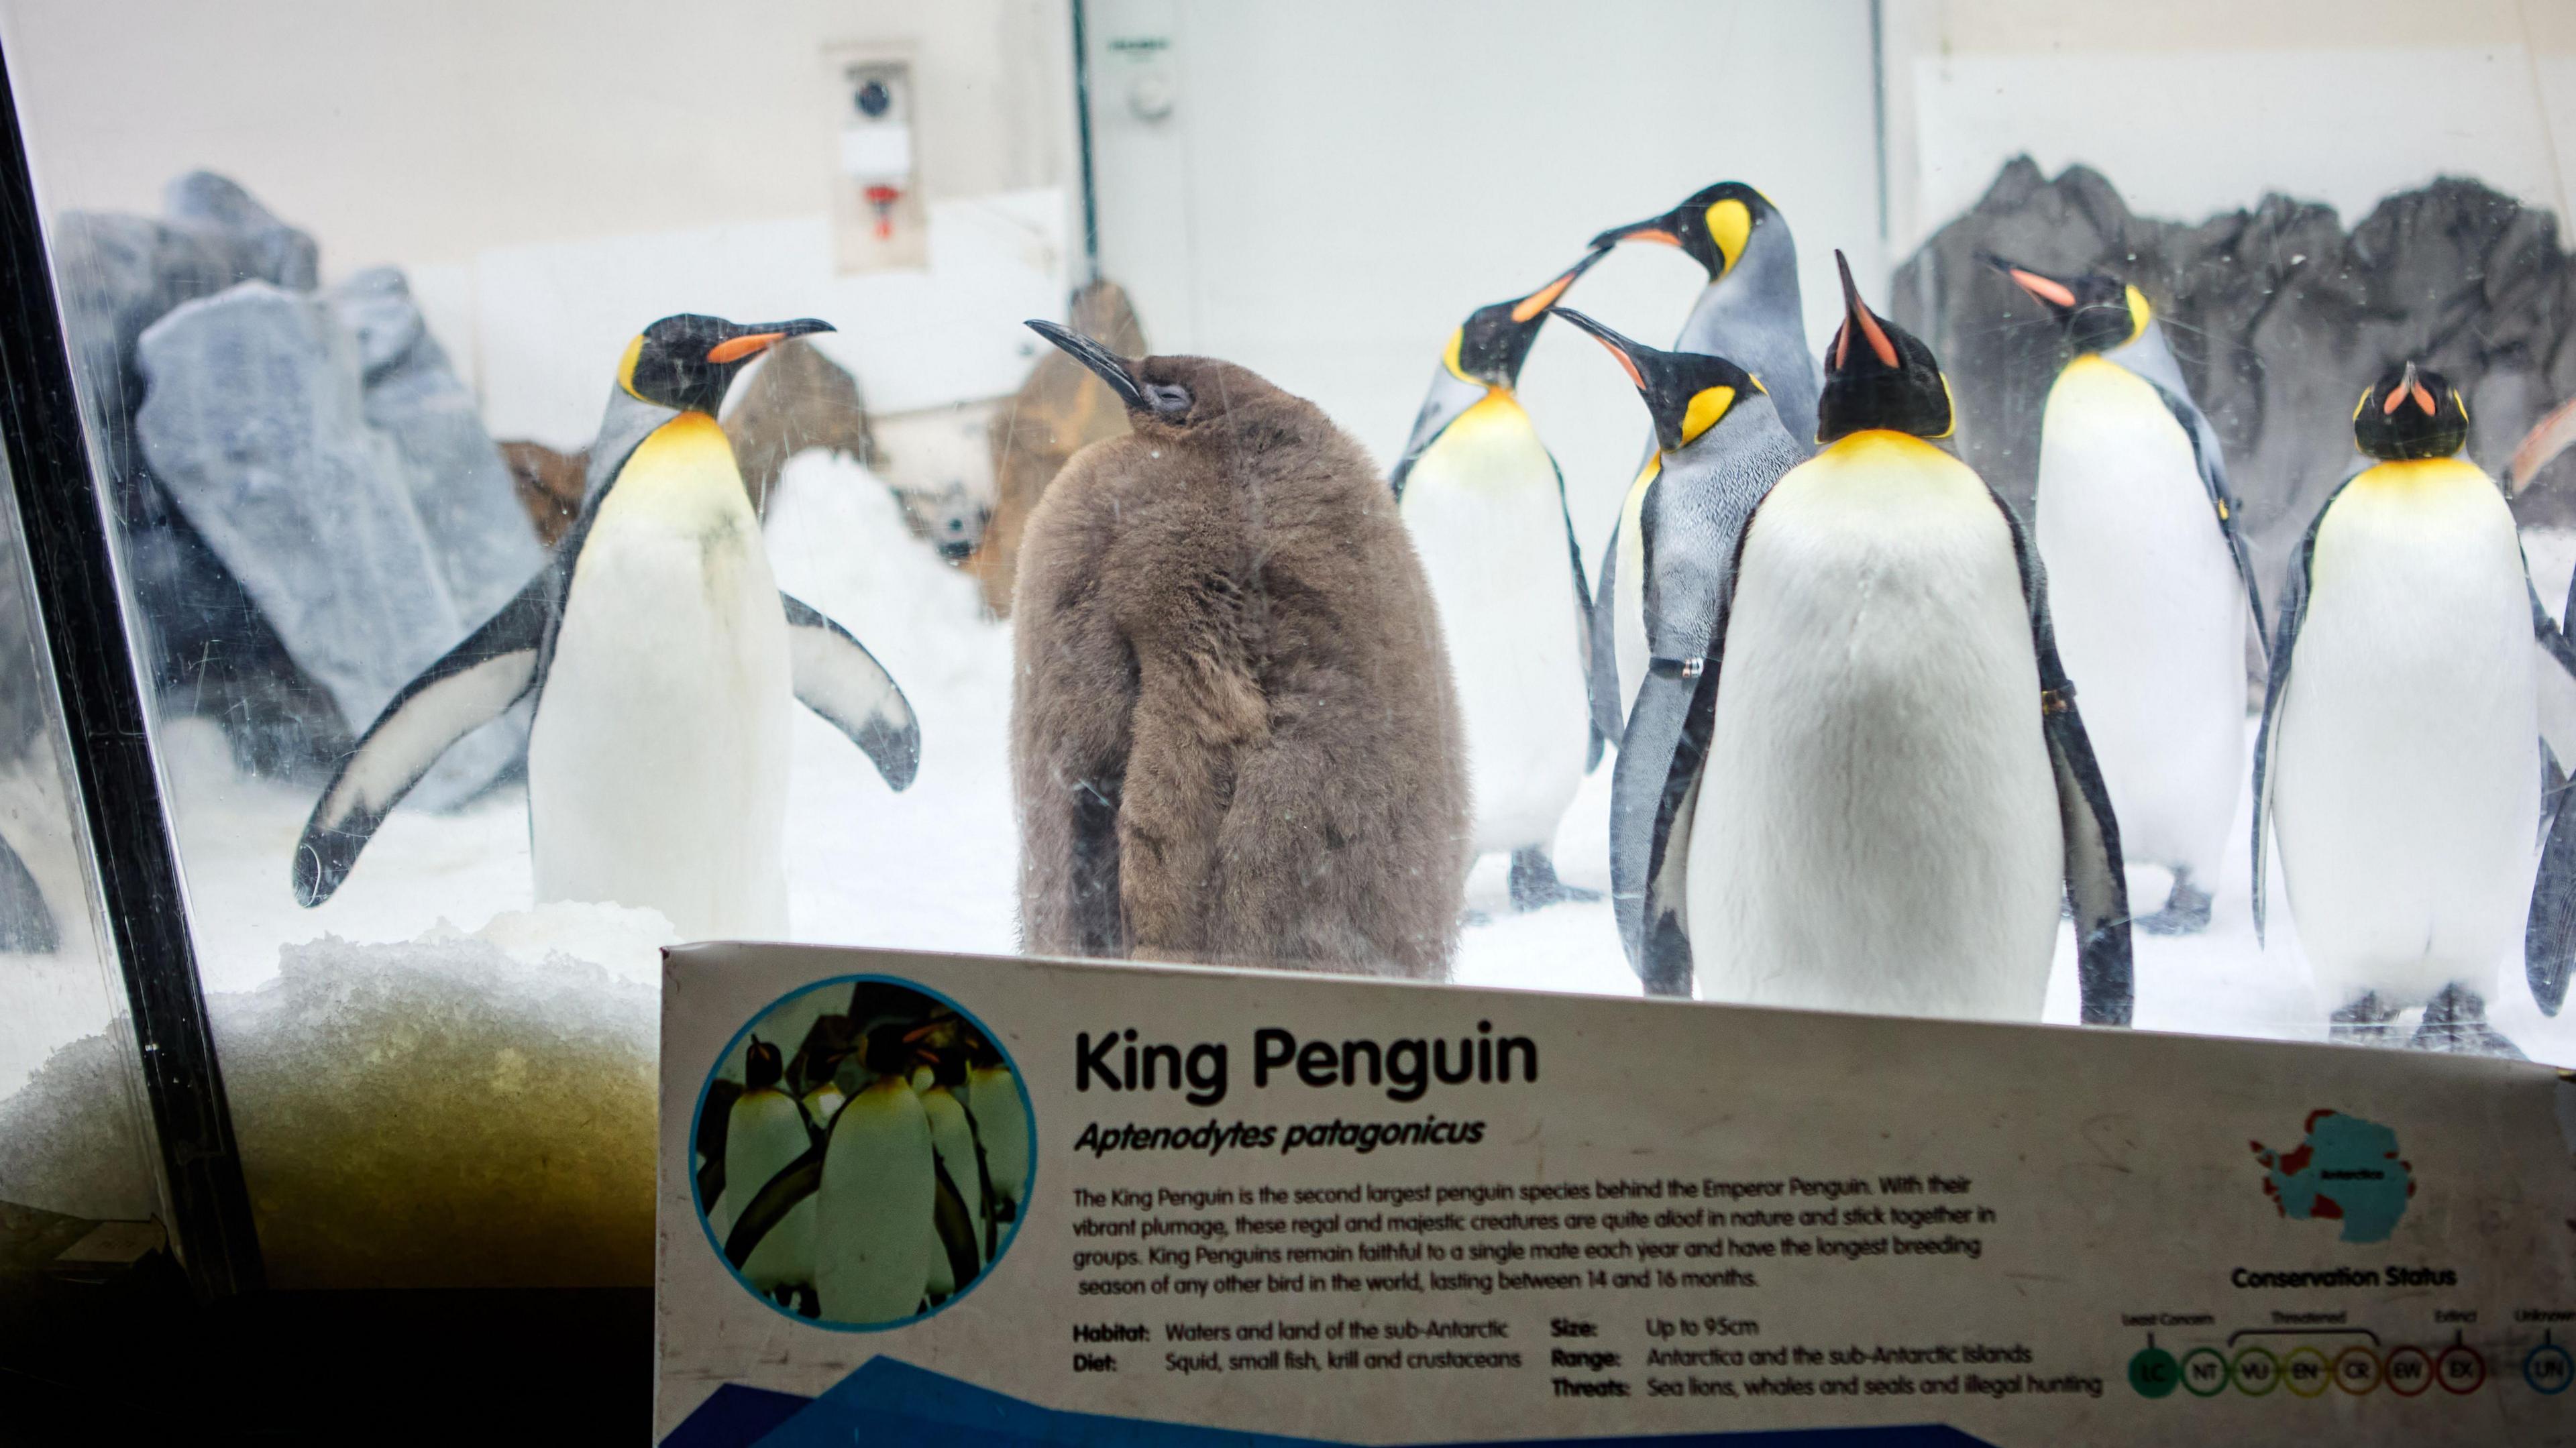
[2328,992,2400,1046]
[1460,907,1494,928]
[2410,985,2526,1059]
[1509,848,1601,912]
[2136,872,2213,936]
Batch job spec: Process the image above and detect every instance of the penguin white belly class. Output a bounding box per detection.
[1613,459,1656,724]
[814,1076,935,1321]
[2034,357,2241,881]
[1401,395,1589,857]
[528,413,793,941]
[1686,433,2061,1020]
[722,1090,814,1292]
[2274,459,2536,1007]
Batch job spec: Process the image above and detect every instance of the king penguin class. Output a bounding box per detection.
[1587,183,1820,742]
[1548,309,1803,997]
[720,1036,817,1308]
[1617,253,2131,1023]
[2254,363,2576,1055]
[289,315,922,940]
[1992,258,2264,934]
[1011,322,1468,977]
[1390,251,1605,910]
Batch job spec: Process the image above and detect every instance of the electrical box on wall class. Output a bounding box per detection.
[827,44,926,273]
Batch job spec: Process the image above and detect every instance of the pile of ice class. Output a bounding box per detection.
[0,902,672,1287]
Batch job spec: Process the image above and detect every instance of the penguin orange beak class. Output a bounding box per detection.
[2384,361,2436,417]
[2008,270,2078,309]
[706,333,783,364]
[1551,306,1648,389]
[1832,249,1898,371]
[706,317,834,365]
[1508,246,1611,324]
[1589,217,1682,252]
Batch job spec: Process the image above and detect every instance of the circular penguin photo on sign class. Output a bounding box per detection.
[691,976,1033,1329]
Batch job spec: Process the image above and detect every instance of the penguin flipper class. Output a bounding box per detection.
[1550,453,1605,771]
[2143,375,2267,659]
[696,1077,743,1206]
[2043,693,2133,1025]
[1613,665,1707,982]
[1586,521,1627,748]
[782,593,920,791]
[930,1154,982,1290]
[724,1144,824,1270]
[2527,581,2576,770]
[1990,484,2131,1023]
[292,571,551,907]
[1630,665,1716,998]
[2528,780,2576,1017]
[2251,494,2332,942]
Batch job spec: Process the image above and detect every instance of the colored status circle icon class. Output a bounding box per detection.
[2334,1345,2381,1394]
[2232,1346,2281,1396]
[2527,1341,2572,1395]
[2282,1346,2332,1398]
[2435,1343,2486,1394]
[2127,1345,2179,1399]
[2180,1347,2230,1398]
[2384,1345,2435,1397]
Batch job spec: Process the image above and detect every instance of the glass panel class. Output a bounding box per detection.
[0,0,2568,1288]
[0,448,162,1260]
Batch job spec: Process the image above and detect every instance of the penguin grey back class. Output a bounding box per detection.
[1010,334,1469,978]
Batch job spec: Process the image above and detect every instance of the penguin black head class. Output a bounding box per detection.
[1591,181,1781,282]
[2354,361,2469,461]
[1444,248,1608,390]
[743,1036,784,1093]
[1985,256,2148,355]
[1817,250,1952,445]
[1552,307,1762,455]
[860,1021,919,1077]
[619,313,836,415]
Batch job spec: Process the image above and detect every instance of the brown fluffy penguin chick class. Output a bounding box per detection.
[1011,321,1468,979]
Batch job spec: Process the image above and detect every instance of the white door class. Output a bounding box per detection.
[1081,0,1882,553]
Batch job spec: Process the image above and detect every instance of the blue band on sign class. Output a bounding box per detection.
[661,1357,1999,1448]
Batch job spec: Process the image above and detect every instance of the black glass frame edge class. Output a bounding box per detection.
[0,35,263,1295]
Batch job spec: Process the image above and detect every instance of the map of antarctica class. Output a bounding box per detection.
[2250,1109,2415,1243]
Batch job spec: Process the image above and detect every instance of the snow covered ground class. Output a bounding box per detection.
[3,464,2573,1265]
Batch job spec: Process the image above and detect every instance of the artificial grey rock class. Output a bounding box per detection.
[327,267,543,626]
[53,172,319,487]
[134,283,520,809]
[1892,159,2576,610]
[50,174,344,775]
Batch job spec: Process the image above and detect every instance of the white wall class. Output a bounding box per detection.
[0,0,1083,443]
[1083,0,1886,566]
